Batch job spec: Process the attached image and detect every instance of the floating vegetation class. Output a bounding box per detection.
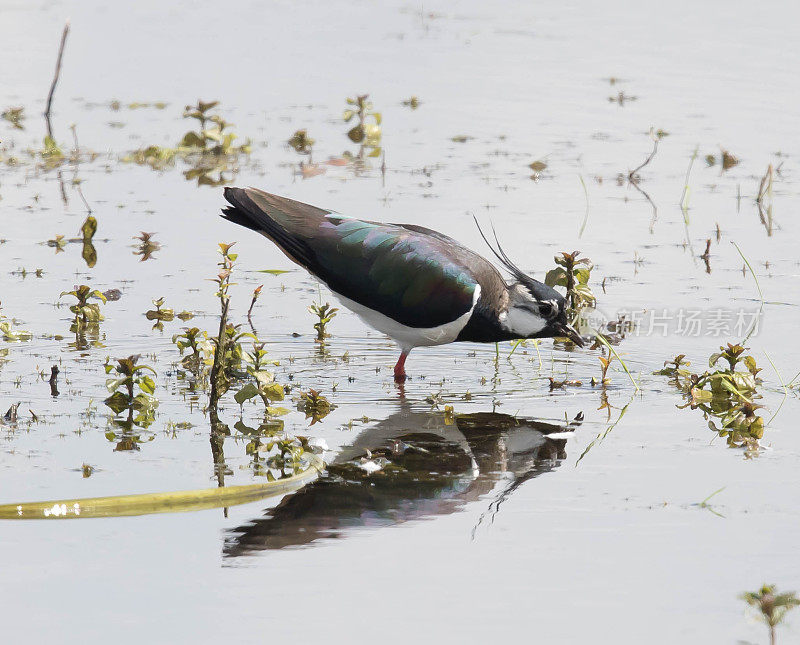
[659,344,766,451]
[133,231,160,261]
[402,96,420,109]
[705,148,739,171]
[548,377,582,390]
[608,91,637,105]
[288,129,314,154]
[296,389,333,425]
[343,94,382,159]
[1,106,24,129]
[545,251,596,312]
[59,285,107,329]
[308,302,338,343]
[145,297,175,330]
[122,100,250,186]
[103,355,159,449]
[47,234,67,252]
[740,584,799,645]
[234,343,285,410]
[172,326,206,370]
[528,159,547,180]
[0,304,32,342]
[80,215,98,267]
[145,297,174,321]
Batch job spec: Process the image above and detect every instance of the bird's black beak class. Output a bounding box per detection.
[555,322,585,347]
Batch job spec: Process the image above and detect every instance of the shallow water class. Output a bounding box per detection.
[2,0,800,642]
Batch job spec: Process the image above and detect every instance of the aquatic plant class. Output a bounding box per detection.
[133,231,160,261]
[103,354,159,436]
[180,100,250,155]
[247,284,263,321]
[343,94,382,158]
[1,106,24,129]
[659,344,766,449]
[308,302,338,343]
[208,243,236,413]
[296,389,332,425]
[59,285,107,328]
[288,129,314,155]
[545,251,596,312]
[173,326,204,369]
[741,584,799,645]
[0,304,33,342]
[234,343,285,410]
[122,100,250,186]
[591,355,613,386]
[80,215,98,267]
[145,297,175,330]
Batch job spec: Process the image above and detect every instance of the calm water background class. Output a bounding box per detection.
[1,0,799,642]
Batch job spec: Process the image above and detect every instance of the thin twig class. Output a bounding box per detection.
[44,21,70,140]
[756,164,773,204]
[630,181,658,234]
[628,128,659,181]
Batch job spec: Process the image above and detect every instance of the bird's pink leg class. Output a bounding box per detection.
[393,351,409,382]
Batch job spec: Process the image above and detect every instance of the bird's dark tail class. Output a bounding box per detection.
[221,187,326,269]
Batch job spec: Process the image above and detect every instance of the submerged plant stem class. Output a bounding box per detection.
[208,297,230,424]
[594,333,639,391]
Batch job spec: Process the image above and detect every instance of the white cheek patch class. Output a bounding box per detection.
[502,307,547,337]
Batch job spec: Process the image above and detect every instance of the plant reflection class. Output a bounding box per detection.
[224,408,582,556]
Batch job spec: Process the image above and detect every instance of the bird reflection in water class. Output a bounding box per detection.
[224,408,583,556]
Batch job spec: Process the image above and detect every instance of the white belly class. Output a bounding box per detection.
[333,285,481,352]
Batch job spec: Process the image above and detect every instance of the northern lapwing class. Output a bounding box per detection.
[221,187,584,381]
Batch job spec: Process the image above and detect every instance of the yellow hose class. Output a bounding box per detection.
[0,455,323,520]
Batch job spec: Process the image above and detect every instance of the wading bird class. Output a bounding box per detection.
[222,187,584,382]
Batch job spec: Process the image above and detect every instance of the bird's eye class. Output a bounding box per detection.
[538,300,559,319]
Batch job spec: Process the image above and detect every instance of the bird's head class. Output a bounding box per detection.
[473,217,584,347]
[504,277,583,346]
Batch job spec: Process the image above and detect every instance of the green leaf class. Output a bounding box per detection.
[544,268,567,287]
[139,375,156,395]
[197,100,219,112]
[179,131,205,148]
[260,382,285,401]
[132,393,158,412]
[234,382,259,405]
[104,391,130,415]
[742,355,758,375]
[347,125,365,143]
[574,268,592,284]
